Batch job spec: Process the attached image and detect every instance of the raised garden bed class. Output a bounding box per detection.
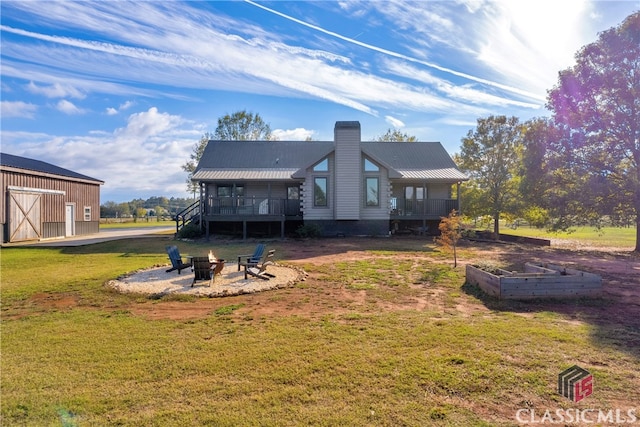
[466,262,602,300]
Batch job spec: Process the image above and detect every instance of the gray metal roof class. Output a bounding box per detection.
[194,139,467,182]
[0,152,104,183]
[195,140,334,171]
[362,142,467,181]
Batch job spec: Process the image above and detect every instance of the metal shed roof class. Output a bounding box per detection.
[0,152,104,184]
[192,168,299,181]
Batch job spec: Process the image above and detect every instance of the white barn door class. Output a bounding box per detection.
[8,191,42,242]
[65,204,75,237]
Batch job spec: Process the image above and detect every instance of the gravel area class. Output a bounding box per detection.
[107,263,305,297]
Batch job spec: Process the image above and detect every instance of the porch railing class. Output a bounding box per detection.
[204,196,301,217]
[390,198,458,218]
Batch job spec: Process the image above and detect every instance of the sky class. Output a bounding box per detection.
[1,1,638,202]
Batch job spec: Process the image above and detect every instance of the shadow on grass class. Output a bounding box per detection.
[461,280,640,361]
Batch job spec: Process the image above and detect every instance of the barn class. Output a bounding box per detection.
[1,153,104,243]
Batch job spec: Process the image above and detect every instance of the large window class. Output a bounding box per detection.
[364,158,379,172]
[365,177,379,206]
[313,158,329,171]
[314,177,327,207]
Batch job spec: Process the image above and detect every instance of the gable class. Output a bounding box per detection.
[361,142,467,181]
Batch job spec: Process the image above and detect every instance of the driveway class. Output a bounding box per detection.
[4,226,174,247]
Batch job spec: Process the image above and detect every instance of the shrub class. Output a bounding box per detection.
[176,222,203,239]
[295,223,322,238]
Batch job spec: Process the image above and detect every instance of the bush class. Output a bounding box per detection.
[176,222,203,239]
[295,223,322,238]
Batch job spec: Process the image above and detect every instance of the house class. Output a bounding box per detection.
[0,153,104,243]
[190,121,468,239]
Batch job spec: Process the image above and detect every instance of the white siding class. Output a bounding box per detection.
[429,184,451,199]
[361,164,391,220]
[300,156,334,220]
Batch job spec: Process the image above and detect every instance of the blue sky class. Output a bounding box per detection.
[2,1,638,202]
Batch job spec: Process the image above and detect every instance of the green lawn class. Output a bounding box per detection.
[1,237,638,426]
[502,225,637,248]
[100,219,175,229]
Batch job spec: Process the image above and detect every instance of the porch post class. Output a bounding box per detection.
[281,219,285,239]
[243,220,247,241]
[199,182,205,231]
[456,182,461,215]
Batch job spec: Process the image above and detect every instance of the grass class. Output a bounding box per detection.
[1,236,638,426]
[501,225,637,248]
[100,219,175,229]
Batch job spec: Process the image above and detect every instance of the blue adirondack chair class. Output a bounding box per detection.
[237,243,265,271]
[165,245,191,274]
[243,249,276,280]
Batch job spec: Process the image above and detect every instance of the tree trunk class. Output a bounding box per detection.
[493,213,500,239]
[453,243,458,268]
[635,209,640,253]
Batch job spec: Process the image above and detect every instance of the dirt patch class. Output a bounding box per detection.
[16,237,640,325]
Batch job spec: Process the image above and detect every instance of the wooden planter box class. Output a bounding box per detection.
[466,263,602,300]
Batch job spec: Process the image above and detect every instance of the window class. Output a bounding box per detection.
[84,206,91,221]
[365,177,379,206]
[314,177,327,206]
[287,186,299,200]
[217,186,231,197]
[217,185,244,197]
[313,158,328,171]
[364,158,379,172]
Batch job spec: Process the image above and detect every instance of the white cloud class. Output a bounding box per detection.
[1,100,38,118]
[56,99,84,115]
[114,107,183,141]
[385,116,405,128]
[1,108,200,201]
[105,100,134,115]
[272,127,314,141]
[27,81,85,99]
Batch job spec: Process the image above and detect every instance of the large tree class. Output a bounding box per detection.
[214,110,273,141]
[546,12,640,251]
[458,115,523,237]
[182,110,274,194]
[374,128,418,142]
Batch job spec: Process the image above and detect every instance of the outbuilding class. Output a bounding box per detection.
[1,153,104,243]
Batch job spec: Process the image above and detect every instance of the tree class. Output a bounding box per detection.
[214,110,273,141]
[436,210,462,268]
[457,115,523,237]
[546,12,640,251]
[182,132,212,196]
[374,128,418,142]
[182,111,274,195]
